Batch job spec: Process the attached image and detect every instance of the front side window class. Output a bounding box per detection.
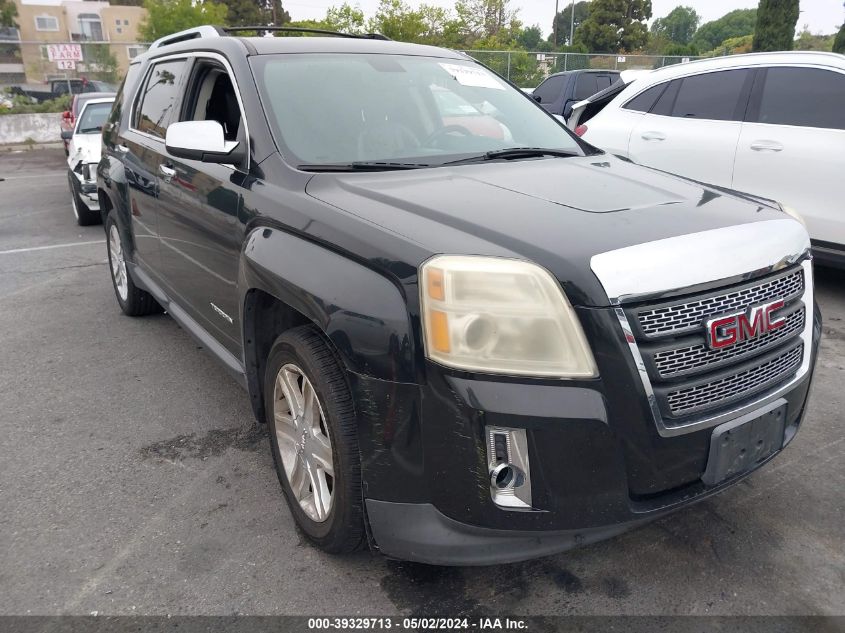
[76,102,112,134]
[755,67,845,130]
[532,75,565,103]
[181,62,242,142]
[134,59,186,139]
[253,54,583,167]
[669,69,750,121]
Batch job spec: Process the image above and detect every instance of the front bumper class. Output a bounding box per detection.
[71,170,100,210]
[355,305,821,566]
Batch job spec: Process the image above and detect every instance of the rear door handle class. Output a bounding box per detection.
[750,140,784,152]
[159,164,176,181]
[640,131,666,141]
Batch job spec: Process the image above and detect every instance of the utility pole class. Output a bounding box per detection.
[569,0,575,47]
[554,0,559,47]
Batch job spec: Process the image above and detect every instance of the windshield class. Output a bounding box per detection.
[252,53,584,167]
[76,102,112,134]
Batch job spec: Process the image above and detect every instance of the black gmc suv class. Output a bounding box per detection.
[97,26,821,565]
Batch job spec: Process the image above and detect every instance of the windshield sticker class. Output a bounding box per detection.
[439,63,506,90]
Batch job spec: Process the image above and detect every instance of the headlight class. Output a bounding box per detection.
[419,255,597,378]
[780,204,807,229]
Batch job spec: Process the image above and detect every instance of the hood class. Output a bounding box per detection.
[305,155,802,306]
[67,134,102,170]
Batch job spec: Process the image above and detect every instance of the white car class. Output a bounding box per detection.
[579,52,845,267]
[62,96,114,226]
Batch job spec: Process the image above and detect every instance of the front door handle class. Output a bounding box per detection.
[115,144,129,153]
[750,140,784,152]
[640,131,666,141]
[159,164,176,182]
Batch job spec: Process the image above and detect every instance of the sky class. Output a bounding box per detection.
[284,0,845,37]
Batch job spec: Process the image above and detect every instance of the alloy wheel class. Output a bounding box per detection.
[273,363,335,522]
[108,224,128,301]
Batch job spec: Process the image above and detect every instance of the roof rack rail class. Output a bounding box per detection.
[222,26,390,40]
[149,25,226,50]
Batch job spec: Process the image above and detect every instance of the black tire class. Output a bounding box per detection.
[264,325,365,554]
[67,171,100,226]
[105,214,162,317]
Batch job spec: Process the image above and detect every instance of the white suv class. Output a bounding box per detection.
[579,52,845,267]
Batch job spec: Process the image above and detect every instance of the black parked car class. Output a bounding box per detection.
[531,69,621,120]
[97,26,820,565]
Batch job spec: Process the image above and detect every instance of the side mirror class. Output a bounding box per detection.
[60,129,73,140]
[165,120,244,164]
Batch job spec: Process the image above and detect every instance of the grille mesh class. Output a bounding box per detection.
[666,344,803,416]
[638,270,804,338]
[653,308,805,378]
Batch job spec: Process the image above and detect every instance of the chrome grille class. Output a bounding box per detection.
[638,269,804,338]
[653,308,805,378]
[666,344,803,416]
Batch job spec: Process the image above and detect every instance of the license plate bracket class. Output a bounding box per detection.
[701,399,787,486]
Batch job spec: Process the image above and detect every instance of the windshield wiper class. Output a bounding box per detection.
[442,147,580,166]
[298,161,430,172]
[78,127,102,134]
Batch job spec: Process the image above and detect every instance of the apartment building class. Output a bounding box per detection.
[8,0,148,84]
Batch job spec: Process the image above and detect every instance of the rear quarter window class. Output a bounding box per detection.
[622,83,667,112]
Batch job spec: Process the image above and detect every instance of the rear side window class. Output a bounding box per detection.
[109,63,141,130]
[623,83,667,112]
[573,74,615,101]
[755,67,845,130]
[533,75,565,103]
[669,69,750,121]
[134,59,187,139]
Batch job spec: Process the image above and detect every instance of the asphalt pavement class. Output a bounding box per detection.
[0,148,843,616]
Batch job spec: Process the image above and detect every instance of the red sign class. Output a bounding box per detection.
[47,44,83,62]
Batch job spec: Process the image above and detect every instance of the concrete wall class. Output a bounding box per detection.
[0,113,61,144]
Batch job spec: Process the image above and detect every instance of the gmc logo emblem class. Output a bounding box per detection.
[706,300,786,350]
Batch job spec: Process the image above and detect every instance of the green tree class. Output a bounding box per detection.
[0,0,18,28]
[550,1,589,46]
[325,2,366,33]
[139,0,229,40]
[794,26,834,51]
[753,0,799,51]
[226,0,264,27]
[454,0,519,43]
[368,0,426,41]
[692,9,757,51]
[82,44,119,83]
[576,0,653,53]
[517,25,542,49]
[835,22,845,53]
[651,6,700,45]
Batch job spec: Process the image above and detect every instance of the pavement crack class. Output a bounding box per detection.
[0,262,107,275]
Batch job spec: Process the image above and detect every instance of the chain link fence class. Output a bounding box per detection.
[461,51,702,88]
[0,35,701,92]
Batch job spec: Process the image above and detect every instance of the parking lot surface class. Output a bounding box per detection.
[1,149,843,616]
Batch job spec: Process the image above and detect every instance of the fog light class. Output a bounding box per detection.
[486,426,531,509]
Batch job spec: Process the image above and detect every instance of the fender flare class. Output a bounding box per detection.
[239,226,418,417]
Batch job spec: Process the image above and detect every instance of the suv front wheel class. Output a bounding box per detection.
[265,326,365,554]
